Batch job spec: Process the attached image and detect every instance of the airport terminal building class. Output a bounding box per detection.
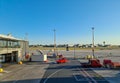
[0,34,29,63]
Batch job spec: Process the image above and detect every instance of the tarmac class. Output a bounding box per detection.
[1,49,120,83]
[93,68,120,83]
[0,62,49,83]
[45,49,120,83]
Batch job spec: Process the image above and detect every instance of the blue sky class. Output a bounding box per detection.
[0,0,120,45]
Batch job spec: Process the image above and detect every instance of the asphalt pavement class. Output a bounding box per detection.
[0,62,49,83]
[1,49,120,83]
[40,59,109,83]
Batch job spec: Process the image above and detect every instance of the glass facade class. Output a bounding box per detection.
[0,35,29,63]
[0,39,20,48]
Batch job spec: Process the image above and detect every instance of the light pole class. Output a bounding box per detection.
[92,27,95,57]
[74,45,76,59]
[25,33,27,54]
[23,33,28,61]
[53,29,56,54]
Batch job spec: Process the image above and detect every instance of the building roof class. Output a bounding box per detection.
[0,34,26,41]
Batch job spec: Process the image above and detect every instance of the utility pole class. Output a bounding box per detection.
[25,33,28,54]
[92,27,95,57]
[24,33,28,61]
[74,45,76,59]
[53,29,56,54]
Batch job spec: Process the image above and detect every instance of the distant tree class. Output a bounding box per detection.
[118,45,120,48]
[57,44,66,47]
[103,41,105,46]
[82,45,86,48]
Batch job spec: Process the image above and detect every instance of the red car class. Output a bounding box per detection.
[56,58,68,64]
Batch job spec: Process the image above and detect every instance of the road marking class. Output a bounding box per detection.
[73,73,87,81]
[76,68,93,83]
[76,68,90,79]
[81,68,98,83]
[43,68,64,83]
[90,68,104,79]
[73,73,79,81]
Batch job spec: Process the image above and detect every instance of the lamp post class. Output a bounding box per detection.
[25,33,27,54]
[53,29,56,54]
[92,27,95,57]
[23,33,28,62]
[74,45,76,59]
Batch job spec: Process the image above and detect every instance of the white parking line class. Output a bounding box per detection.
[77,68,90,79]
[73,73,79,81]
[81,68,98,83]
[43,68,64,83]
[74,68,93,83]
[73,73,87,81]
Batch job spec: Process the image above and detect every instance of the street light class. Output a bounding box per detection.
[53,29,56,54]
[92,27,95,57]
[24,33,28,61]
[74,44,76,59]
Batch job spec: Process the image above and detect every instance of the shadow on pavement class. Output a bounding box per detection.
[0,76,109,83]
[0,79,42,83]
[40,76,109,83]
